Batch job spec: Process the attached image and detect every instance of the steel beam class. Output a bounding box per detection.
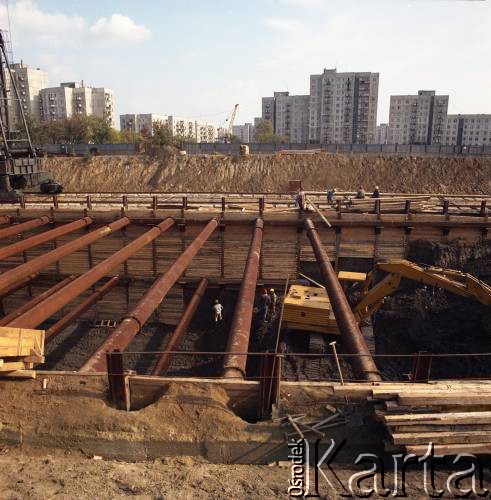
[223,218,264,378]
[0,276,75,327]
[79,218,218,373]
[0,215,10,225]
[0,218,128,294]
[152,278,208,376]
[304,218,381,382]
[9,218,175,329]
[46,276,120,343]
[0,217,93,261]
[0,275,36,302]
[0,216,51,240]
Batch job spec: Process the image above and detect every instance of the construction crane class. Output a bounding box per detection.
[223,103,239,143]
[0,27,61,199]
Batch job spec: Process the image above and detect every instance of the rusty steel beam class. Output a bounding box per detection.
[223,219,264,378]
[0,216,51,241]
[0,275,36,301]
[9,218,175,329]
[304,218,381,382]
[0,215,10,225]
[46,276,120,343]
[152,278,208,376]
[79,218,219,373]
[0,276,76,327]
[0,217,129,294]
[0,217,93,261]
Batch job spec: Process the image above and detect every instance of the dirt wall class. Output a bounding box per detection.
[44,152,491,194]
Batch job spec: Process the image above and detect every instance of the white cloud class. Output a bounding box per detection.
[264,17,304,33]
[89,14,151,46]
[279,0,324,7]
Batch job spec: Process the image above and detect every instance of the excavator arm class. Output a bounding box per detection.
[351,259,491,323]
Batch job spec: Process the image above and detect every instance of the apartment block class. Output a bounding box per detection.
[120,114,168,135]
[309,68,379,144]
[261,92,310,143]
[39,82,115,126]
[387,90,448,145]
[443,114,491,146]
[120,114,216,143]
[375,123,389,144]
[8,62,48,125]
[232,123,254,143]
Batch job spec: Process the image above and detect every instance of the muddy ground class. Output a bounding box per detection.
[45,152,491,194]
[2,448,491,499]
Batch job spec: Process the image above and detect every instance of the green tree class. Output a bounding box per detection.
[254,120,275,143]
[152,121,174,146]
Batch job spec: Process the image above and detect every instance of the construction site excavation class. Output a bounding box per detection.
[0,151,490,481]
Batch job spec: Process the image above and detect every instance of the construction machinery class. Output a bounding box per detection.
[0,30,61,201]
[282,259,491,350]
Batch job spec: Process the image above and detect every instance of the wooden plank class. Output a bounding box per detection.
[382,411,491,426]
[393,431,491,446]
[393,424,491,433]
[406,443,491,456]
[0,361,26,372]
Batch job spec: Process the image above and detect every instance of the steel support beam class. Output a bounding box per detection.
[0,216,51,241]
[152,278,208,376]
[0,218,128,294]
[9,218,175,329]
[0,276,75,327]
[0,217,93,261]
[304,218,381,382]
[223,218,264,378]
[46,276,120,343]
[80,218,218,373]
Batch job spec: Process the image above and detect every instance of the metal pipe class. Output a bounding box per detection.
[0,217,93,261]
[9,218,175,329]
[46,276,120,343]
[152,278,208,376]
[0,275,75,326]
[223,218,264,378]
[0,216,51,240]
[80,218,218,373]
[0,217,129,294]
[304,218,381,382]
[0,275,36,301]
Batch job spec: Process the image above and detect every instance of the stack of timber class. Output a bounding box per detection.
[0,326,45,378]
[370,381,491,456]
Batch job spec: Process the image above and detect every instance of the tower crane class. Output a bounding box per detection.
[224,103,239,142]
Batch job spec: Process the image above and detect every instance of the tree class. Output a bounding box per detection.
[152,121,174,146]
[254,120,275,143]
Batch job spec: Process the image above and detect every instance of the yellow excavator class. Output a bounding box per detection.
[282,259,491,338]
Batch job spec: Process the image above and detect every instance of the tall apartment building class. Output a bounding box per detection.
[387,90,448,145]
[309,69,379,144]
[443,114,491,146]
[262,92,310,143]
[8,62,48,125]
[120,114,217,143]
[39,82,115,126]
[375,123,389,144]
[232,123,254,143]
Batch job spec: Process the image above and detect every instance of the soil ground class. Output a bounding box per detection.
[45,153,491,194]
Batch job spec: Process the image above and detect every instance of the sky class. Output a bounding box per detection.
[0,0,489,127]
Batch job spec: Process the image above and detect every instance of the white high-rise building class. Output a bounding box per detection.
[309,68,379,144]
[375,123,389,144]
[443,115,491,146]
[120,114,168,135]
[39,82,115,126]
[232,123,254,143]
[261,92,310,143]
[387,90,448,145]
[8,62,48,124]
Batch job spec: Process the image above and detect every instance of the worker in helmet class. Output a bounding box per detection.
[213,299,223,323]
[371,186,380,199]
[356,186,366,199]
[260,287,271,323]
[269,288,278,319]
[327,187,336,204]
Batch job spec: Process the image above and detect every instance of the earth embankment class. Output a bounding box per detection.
[44,152,491,193]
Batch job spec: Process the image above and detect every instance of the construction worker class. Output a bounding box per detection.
[327,187,336,204]
[295,188,306,211]
[355,186,365,199]
[260,287,271,323]
[213,299,223,323]
[269,288,278,319]
[371,186,380,199]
